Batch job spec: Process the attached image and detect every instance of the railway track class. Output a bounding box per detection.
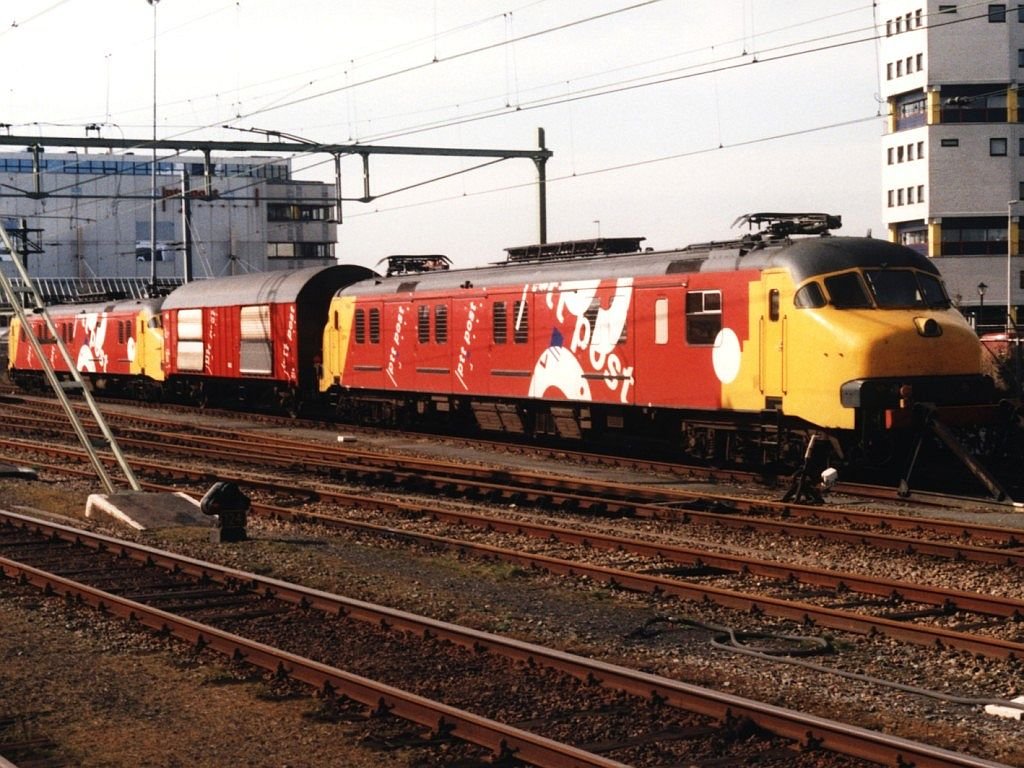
[3,400,1023,568]
[2,396,1024,764]
[2,508,986,768]
[4,409,1024,659]
[2,391,1017,508]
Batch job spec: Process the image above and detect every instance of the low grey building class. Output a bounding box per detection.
[1,150,337,282]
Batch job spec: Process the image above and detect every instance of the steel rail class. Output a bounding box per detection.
[5,416,1023,567]
[0,555,626,768]
[3,440,1024,655]
[4,405,1022,545]
[0,510,1011,768]
[366,503,1024,619]
[253,504,1024,661]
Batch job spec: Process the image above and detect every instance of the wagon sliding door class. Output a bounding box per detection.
[239,304,273,375]
[176,309,205,372]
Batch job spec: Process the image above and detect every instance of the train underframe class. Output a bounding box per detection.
[10,365,1020,500]
[327,386,1023,499]
[329,387,826,468]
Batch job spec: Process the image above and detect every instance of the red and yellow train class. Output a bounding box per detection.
[7,213,1012,484]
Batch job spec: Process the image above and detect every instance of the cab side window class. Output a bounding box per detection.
[685,290,721,345]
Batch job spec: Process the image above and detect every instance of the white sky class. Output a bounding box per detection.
[2,0,886,269]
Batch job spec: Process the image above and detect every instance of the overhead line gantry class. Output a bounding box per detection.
[0,129,553,243]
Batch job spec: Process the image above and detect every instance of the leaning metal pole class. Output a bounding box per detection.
[0,221,141,493]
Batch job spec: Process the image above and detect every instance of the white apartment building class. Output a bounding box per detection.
[0,150,337,282]
[880,0,1023,328]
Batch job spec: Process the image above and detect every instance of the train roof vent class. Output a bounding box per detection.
[378,254,452,277]
[503,237,645,264]
[732,212,842,238]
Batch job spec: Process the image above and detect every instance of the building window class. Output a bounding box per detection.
[917,141,925,158]
[938,4,957,12]
[897,145,905,162]
[940,217,1008,255]
[895,92,927,130]
[940,137,960,147]
[915,8,923,26]
[266,242,334,259]
[908,143,915,161]
[941,85,1008,122]
[267,203,332,222]
[898,189,905,205]
[990,4,1008,22]
[915,53,923,70]
[888,190,895,208]
[991,137,1009,156]
[917,184,925,202]
[896,60,903,77]
[907,187,915,204]
[887,147,894,164]
[887,63,893,80]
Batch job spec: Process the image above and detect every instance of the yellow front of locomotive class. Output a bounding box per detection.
[778,239,988,434]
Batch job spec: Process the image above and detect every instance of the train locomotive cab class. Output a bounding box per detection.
[770,237,994,464]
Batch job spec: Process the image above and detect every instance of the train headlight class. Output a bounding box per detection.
[913,317,942,337]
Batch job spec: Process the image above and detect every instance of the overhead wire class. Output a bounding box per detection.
[4,1,1006,243]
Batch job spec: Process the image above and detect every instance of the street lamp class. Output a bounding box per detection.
[978,281,988,330]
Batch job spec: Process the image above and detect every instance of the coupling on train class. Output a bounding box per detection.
[7,212,1019,488]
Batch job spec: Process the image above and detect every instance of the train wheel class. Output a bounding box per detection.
[280,389,300,419]
[194,383,209,410]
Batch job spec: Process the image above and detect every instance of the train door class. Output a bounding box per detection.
[759,272,788,404]
[321,296,356,391]
[632,288,683,406]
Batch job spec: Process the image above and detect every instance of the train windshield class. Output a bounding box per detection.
[823,272,872,308]
[822,269,950,310]
[862,269,950,309]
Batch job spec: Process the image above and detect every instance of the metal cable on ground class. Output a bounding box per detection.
[628,615,1024,713]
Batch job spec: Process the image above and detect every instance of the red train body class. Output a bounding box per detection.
[7,214,1020,494]
[158,265,372,409]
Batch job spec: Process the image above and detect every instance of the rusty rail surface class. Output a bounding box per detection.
[0,509,1011,768]
[3,419,1024,567]
[2,437,1023,661]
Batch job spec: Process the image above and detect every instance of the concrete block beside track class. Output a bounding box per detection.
[85,491,214,531]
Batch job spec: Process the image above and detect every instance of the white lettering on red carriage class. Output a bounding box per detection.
[528,278,635,403]
[281,306,298,383]
[204,309,217,373]
[455,301,479,391]
[385,305,406,386]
